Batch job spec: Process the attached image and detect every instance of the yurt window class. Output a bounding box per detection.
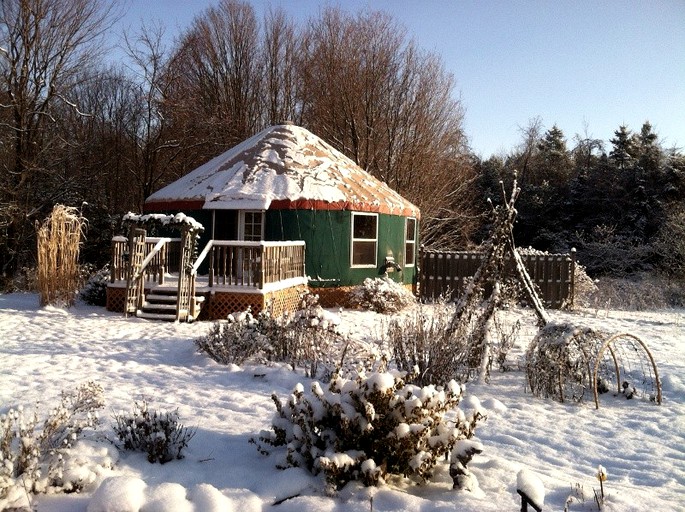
[239,211,264,241]
[351,212,378,267]
[405,217,417,266]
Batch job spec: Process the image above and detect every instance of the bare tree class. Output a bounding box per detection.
[122,23,188,207]
[0,0,119,279]
[169,0,263,150]
[262,7,300,126]
[299,8,475,248]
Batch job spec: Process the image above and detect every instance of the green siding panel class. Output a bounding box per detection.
[266,210,417,288]
[145,207,417,288]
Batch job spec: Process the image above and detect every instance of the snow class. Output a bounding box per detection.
[144,124,420,217]
[516,469,545,508]
[1,293,685,511]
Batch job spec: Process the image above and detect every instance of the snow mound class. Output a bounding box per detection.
[516,469,545,508]
[87,478,260,512]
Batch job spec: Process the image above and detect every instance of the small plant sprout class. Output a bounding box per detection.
[595,464,607,510]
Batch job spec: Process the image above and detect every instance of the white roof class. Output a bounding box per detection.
[145,124,419,217]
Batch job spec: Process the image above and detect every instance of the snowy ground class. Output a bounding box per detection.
[1,293,684,511]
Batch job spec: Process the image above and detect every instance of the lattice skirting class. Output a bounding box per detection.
[312,286,358,308]
[313,283,415,309]
[200,285,308,320]
[106,286,127,313]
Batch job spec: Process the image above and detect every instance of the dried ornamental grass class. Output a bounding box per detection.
[36,205,87,307]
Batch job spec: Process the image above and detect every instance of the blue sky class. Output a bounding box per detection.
[116,0,685,157]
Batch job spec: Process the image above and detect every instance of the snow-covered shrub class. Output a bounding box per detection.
[589,273,685,310]
[265,293,342,378]
[254,369,485,492]
[196,294,343,377]
[526,323,606,402]
[79,265,110,307]
[112,401,195,464]
[0,382,104,506]
[569,262,598,309]
[350,277,416,314]
[387,299,468,386]
[195,309,270,365]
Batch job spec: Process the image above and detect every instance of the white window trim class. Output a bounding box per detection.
[238,210,265,241]
[405,217,417,267]
[350,212,378,268]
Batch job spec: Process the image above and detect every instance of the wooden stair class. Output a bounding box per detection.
[137,287,205,322]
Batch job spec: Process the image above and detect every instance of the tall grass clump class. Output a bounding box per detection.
[36,205,87,307]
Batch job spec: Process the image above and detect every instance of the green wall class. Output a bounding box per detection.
[265,209,417,288]
[145,207,417,287]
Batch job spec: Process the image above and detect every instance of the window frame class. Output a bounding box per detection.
[350,212,378,268]
[404,217,417,267]
[238,210,265,241]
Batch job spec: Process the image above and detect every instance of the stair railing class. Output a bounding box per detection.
[126,237,171,317]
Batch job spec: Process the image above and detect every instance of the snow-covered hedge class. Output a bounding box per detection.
[350,277,416,314]
[254,369,485,492]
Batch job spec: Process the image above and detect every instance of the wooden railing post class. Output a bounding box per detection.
[569,247,576,309]
[208,246,215,287]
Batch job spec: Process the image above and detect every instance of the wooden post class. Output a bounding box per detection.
[517,490,542,512]
[569,247,576,309]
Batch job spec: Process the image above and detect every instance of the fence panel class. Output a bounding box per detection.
[419,249,575,309]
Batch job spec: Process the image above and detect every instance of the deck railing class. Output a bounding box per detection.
[112,237,306,289]
[196,240,306,288]
[111,237,181,284]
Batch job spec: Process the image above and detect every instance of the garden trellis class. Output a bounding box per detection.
[526,324,661,408]
[444,176,663,409]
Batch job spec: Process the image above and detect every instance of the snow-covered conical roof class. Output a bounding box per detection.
[144,124,420,218]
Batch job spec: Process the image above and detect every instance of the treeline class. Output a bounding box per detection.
[0,0,474,286]
[474,120,685,277]
[0,0,683,288]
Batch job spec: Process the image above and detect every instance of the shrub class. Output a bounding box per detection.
[195,309,270,365]
[264,293,342,378]
[112,401,195,464]
[196,293,343,377]
[387,299,467,386]
[588,273,685,310]
[79,265,110,307]
[350,277,416,314]
[0,382,104,507]
[254,369,485,492]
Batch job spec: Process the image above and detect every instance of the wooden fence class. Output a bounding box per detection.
[419,249,576,309]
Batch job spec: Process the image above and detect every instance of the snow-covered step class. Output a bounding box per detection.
[137,311,181,321]
[145,293,178,303]
[136,288,205,321]
[142,302,178,311]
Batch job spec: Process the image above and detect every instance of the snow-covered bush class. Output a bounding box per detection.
[254,369,485,492]
[79,265,110,307]
[350,277,416,314]
[526,323,606,402]
[0,382,104,506]
[195,309,270,365]
[387,299,467,386]
[112,401,195,464]
[265,293,342,378]
[196,294,343,377]
[589,273,685,310]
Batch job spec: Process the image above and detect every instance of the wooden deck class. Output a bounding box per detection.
[108,237,307,320]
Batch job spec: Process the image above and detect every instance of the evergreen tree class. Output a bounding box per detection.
[609,124,636,171]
